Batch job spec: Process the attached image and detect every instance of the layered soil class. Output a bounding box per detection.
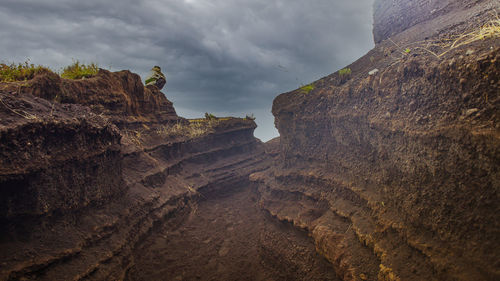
[1,0,499,280]
[0,90,123,219]
[0,66,337,281]
[126,186,337,281]
[0,70,273,280]
[253,1,499,280]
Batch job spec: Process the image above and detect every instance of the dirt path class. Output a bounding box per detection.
[126,186,338,281]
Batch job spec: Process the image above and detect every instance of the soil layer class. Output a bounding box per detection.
[126,186,338,281]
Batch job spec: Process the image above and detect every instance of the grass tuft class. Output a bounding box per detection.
[339,67,352,76]
[157,120,218,138]
[205,112,217,120]
[416,14,500,59]
[60,60,99,79]
[300,84,315,94]
[0,61,52,82]
[437,16,500,57]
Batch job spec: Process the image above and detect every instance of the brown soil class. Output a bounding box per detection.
[0,69,274,280]
[263,46,500,280]
[1,1,499,280]
[258,1,500,280]
[126,186,338,281]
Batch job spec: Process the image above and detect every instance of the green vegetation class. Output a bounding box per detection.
[156,115,252,140]
[0,60,102,82]
[339,67,352,76]
[60,60,99,79]
[300,84,315,94]
[205,112,217,120]
[157,120,220,139]
[404,48,411,54]
[156,122,209,138]
[0,61,51,82]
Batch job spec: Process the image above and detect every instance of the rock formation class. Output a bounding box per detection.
[0,69,268,280]
[0,0,498,280]
[252,0,499,280]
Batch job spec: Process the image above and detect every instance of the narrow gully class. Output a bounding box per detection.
[125,185,338,281]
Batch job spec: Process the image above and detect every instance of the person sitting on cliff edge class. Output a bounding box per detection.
[145,65,166,90]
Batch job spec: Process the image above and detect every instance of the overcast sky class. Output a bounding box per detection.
[0,0,374,141]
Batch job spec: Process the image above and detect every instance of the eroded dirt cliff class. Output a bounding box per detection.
[1,0,499,280]
[0,69,275,280]
[252,1,499,280]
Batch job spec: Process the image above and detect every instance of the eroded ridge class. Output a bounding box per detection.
[252,1,500,280]
[0,69,270,280]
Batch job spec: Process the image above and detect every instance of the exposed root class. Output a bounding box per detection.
[416,12,500,59]
[0,97,38,120]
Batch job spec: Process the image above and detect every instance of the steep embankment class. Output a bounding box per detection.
[1,1,499,280]
[0,70,269,280]
[252,1,499,280]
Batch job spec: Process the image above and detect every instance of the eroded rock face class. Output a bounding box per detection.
[0,91,122,219]
[0,71,269,280]
[253,1,500,280]
[1,0,499,280]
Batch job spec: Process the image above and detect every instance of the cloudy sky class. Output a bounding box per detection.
[0,0,374,141]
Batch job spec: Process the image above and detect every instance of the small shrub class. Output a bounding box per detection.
[157,121,216,138]
[245,113,256,120]
[300,84,315,94]
[60,60,99,79]
[0,61,51,82]
[205,112,217,120]
[339,67,352,76]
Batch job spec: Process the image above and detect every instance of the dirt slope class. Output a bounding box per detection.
[126,186,337,281]
[252,1,500,280]
[0,70,270,280]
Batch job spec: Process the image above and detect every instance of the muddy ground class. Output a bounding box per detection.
[126,186,338,281]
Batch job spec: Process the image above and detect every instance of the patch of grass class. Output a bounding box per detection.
[157,121,217,138]
[0,61,52,82]
[339,67,352,76]
[404,48,411,54]
[205,112,217,120]
[60,60,99,79]
[417,14,500,58]
[300,84,315,94]
[189,117,231,123]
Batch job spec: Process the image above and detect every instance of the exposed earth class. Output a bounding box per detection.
[126,187,338,281]
[0,0,499,280]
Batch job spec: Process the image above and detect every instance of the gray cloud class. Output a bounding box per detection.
[0,0,374,141]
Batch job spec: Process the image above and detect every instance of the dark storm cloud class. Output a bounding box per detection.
[0,0,374,141]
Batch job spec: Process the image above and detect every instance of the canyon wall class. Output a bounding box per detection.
[252,0,499,280]
[0,0,499,280]
[0,71,268,280]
